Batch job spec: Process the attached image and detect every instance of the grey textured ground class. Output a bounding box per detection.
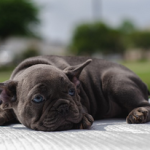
[1,119,150,150]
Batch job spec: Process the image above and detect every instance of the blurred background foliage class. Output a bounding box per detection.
[69,22,125,55]
[0,0,39,41]
[0,0,149,90]
[13,46,40,65]
[69,20,150,57]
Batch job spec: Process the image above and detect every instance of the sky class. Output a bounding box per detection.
[34,0,150,43]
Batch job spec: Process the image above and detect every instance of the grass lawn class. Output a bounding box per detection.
[120,61,150,91]
[0,71,12,82]
[0,61,149,91]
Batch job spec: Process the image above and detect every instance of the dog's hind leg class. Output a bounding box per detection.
[103,73,150,124]
[126,90,150,123]
[126,106,150,123]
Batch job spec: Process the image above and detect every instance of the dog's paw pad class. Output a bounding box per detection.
[80,114,94,129]
[126,107,148,124]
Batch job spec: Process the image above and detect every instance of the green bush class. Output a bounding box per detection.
[13,47,40,64]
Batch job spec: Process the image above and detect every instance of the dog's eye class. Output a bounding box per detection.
[32,95,45,103]
[68,89,75,96]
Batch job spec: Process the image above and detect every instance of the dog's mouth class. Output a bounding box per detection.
[55,122,73,131]
[32,99,83,131]
[39,115,82,131]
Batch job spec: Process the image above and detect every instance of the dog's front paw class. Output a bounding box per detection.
[79,113,94,129]
[126,107,148,124]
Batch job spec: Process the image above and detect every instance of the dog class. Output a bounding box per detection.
[0,55,149,131]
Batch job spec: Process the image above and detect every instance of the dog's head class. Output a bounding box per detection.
[0,59,93,131]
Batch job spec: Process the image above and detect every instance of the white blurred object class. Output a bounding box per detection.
[0,50,13,65]
[0,37,66,65]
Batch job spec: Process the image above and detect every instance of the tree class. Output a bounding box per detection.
[130,31,150,50]
[119,20,136,34]
[118,20,137,49]
[69,22,125,55]
[0,0,39,41]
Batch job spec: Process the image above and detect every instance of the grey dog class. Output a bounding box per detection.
[0,55,150,131]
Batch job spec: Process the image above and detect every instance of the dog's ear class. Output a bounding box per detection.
[0,80,18,110]
[64,59,92,87]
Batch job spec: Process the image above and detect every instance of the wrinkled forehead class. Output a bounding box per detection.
[21,64,70,88]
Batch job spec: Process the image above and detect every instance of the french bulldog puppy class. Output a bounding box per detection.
[0,55,150,131]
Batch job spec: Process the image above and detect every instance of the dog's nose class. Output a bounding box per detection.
[57,104,69,117]
[53,99,70,117]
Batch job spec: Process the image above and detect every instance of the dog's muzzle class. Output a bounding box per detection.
[53,99,70,117]
[35,99,82,131]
